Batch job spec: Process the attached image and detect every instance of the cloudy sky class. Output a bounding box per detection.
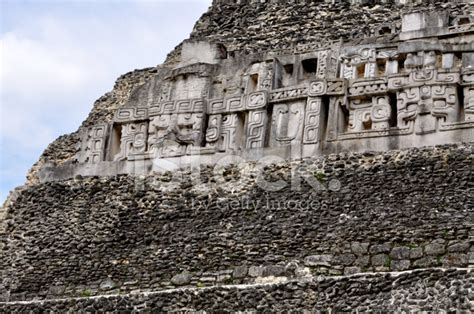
[0,0,212,202]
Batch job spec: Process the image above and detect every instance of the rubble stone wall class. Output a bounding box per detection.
[1,269,473,312]
[2,144,472,301]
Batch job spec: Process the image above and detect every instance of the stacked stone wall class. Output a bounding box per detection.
[2,269,473,312]
[2,144,472,301]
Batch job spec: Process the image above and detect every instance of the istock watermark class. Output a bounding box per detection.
[190,196,325,212]
[129,153,342,194]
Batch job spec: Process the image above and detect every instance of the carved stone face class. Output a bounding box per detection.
[148,113,205,157]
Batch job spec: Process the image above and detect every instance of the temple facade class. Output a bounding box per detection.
[40,10,474,181]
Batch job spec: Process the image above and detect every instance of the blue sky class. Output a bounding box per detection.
[0,0,212,203]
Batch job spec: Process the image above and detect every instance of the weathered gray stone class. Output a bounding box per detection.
[425,242,446,256]
[351,242,370,256]
[248,266,264,278]
[99,278,117,291]
[441,254,468,267]
[233,266,248,279]
[371,254,389,267]
[304,255,332,267]
[390,247,411,260]
[171,273,192,286]
[370,244,391,254]
[262,265,286,277]
[391,260,411,271]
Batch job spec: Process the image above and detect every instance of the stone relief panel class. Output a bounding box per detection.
[303,97,322,144]
[246,110,268,149]
[75,124,109,164]
[464,87,474,122]
[72,15,474,166]
[270,101,305,147]
[348,96,392,132]
[397,85,459,134]
[114,122,148,161]
[462,72,474,122]
[149,113,205,158]
[340,47,377,79]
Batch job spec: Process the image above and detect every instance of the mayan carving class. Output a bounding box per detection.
[75,124,109,164]
[303,98,322,144]
[246,110,268,149]
[66,9,473,167]
[270,101,305,146]
[149,113,205,157]
[114,122,148,161]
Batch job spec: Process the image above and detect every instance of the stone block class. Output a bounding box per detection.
[171,273,192,286]
[233,266,248,279]
[391,260,410,271]
[351,242,369,256]
[262,265,286,277]
[248,266,264,278]
[99,278,117,291]
[354,256,370,267]
[335,254,356,266]
[390,247,411,260]
[413,257,439,268]
[425,242,445,255]
[370,244,391,254]
[441,254,468,267]
[447,242,470,253]
[304,255,332,267]
[371,254,389,267]
[409,248,423,259]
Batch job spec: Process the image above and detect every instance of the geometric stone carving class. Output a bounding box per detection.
[397,85,459,134]
[303,97,322,144]
[114,122,148,161]
[206,113,243,152]
[348,96,392,132]
[308,80,326,97]
[371,96,392,130]
[269,86,308,103]
[75,124,109,164]
[246,110,268,149]
[464,87,474,121]
[270,101,305,146]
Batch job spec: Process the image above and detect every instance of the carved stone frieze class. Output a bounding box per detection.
[269,86,308,103]
[246,110,268,149]
[75,124,109,164]
[303,97,322,144]
[72,10,473,165]
[270,101,305,147]
[114,122,148,161]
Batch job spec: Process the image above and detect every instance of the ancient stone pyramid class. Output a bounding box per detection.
[1,0,473,311]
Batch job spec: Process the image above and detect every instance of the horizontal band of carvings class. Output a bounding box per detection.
[207,91,267,114]
[115,107,148,122]
[388,70,461,90]
[447,23,474,35]
[115,99,206,122]
[328,126,414,141]
[439,120,474,131]
[149,99,206,116]
[308,79,347,97]
[348,78,388,98]
[269,85,308,103]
